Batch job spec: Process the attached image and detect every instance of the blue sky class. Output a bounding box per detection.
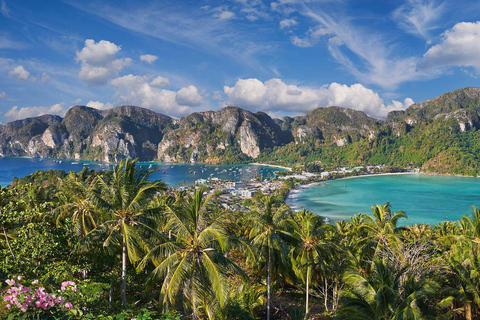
[1,0,480,123]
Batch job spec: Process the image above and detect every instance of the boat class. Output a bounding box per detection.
[163,171,166,174]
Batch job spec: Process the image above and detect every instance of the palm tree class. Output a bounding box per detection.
[54,171,103,237]
[246,194,293,320]
[289,209,333,316]
[78,158,165,305]
[336,257,440,320]
[361,202,407,257]
[139,187,245,319]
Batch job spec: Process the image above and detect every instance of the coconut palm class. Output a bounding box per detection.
[139,187,245,319]
[336,257,441,320]
[361,202,407,257]
[54,171,103,237]
[78,158,166,305]
[246,194,293,320]
[289,209,333,316]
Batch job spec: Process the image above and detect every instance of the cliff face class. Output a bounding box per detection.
[2,87,480,169]
[157,107,293,163]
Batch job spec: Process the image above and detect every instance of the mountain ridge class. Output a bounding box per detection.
[2,87,480,175]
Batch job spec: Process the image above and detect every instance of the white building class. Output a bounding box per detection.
[239,189,256,198]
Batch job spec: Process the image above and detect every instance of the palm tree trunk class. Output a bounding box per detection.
[2,227,15,259]
[267,249,271,320]
[466,302,472,320]
[324,278,328,311]
[122,235,127,306]
[192,280,197,320]
[305,266,310,316]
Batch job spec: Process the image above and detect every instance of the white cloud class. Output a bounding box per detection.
[420,21,480,71]
[8,65,30,81]
[175,85,203,106]
[5,103,67,121]
[393,0,444,39]
[290,26,330,48]
[75,39,132,86]
[290,35,313,48]
[140,54,158,64]
[280,18,298,29]
[150,76,170,87]
[86,100,114,110]
[0,91,5,99]
[216,10,236,20]
[74,98,82,104]
[223,78,414,118]
[110,74,203,116]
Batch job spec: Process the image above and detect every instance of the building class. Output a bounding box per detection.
[239,189,256,198]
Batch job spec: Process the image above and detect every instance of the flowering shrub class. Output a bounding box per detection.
[2,276,79,318]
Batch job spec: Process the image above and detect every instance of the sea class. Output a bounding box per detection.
[3,158,479,225]
[0,157,283,187]
[287,173,480,226]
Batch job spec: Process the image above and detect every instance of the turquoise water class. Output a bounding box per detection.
[288,174,480,225]
[0,157,283,187]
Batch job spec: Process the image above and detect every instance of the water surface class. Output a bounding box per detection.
[0,157,283,187]
[288,174,480,225]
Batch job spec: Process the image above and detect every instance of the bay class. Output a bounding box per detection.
[0,157,284,187]
[288,173,480,225]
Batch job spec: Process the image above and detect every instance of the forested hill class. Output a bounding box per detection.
[2,87,480,175]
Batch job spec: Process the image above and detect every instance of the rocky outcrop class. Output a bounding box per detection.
[3,87,480,166]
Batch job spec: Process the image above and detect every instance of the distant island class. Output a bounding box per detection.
[2,87,480,176]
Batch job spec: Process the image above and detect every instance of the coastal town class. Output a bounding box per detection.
[177,163,421,214]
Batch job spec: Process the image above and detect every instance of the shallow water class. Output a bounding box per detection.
[288,174,480,225]
[0,157,283,187]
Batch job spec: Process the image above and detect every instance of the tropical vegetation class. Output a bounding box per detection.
[2,160,480,319]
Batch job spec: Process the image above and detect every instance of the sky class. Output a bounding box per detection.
[1,0,480,123]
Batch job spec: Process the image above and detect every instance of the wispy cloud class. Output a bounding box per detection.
[392,0,444,40]
[1,0,10,18]
[66,1,272,71]
[0,34,26,49]
[296,4,432,89]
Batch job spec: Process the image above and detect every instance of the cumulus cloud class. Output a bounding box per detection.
[140,54,158,64]
[110,74,203,116]
[150,76,170,87]
[5,103,67,121]
[75,39,132,86]
[175,85,202,106]
[86,100,114,110]
[223,78,414,118]
[420,21,480,71]
[280,18,298,29]
[8,65,31,81]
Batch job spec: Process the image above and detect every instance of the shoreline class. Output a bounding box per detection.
[250,162,292,171]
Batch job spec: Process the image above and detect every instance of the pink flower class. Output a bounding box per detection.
[17,276,23,280]
[64,302,73,309]
[5,304,11,310]
[5,279,15,286]
[31,280,39,285]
